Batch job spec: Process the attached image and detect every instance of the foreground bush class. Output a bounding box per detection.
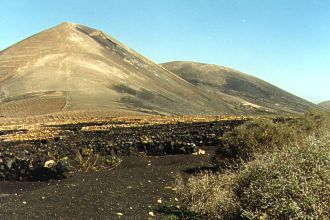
[175,171,239,219]
[177,138,330,219]
[214,119,298,169]
[236,139,330,219]
[177,111,330,219]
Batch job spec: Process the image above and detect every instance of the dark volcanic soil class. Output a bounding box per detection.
[1,119,244,181]
[0,148,214,219]
[0,117,247,219]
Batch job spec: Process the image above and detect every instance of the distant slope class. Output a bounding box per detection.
[161,61,316,114]
[318,101,330,110]
[0,23,234,117]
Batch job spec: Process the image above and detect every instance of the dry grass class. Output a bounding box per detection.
[0,113,249,142]
[175,171,239,219]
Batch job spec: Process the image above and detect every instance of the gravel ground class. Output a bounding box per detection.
[0,148,214,219]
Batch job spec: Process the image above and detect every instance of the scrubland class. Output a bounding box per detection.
[175,111,330,219]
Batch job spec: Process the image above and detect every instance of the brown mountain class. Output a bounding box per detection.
[161,61,317,114]
[318,101,330,110]
[0,23,317,117]
[0,22,234,117]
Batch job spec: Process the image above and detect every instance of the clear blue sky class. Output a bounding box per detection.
[1,0,329,103]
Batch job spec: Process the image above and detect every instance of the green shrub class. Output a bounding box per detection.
[175,171,239,219]
[236,140,330,219]
[177,112,330,219]
[214,119,298,169]
[290,110,330,137]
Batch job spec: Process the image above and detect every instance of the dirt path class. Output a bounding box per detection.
[0,149,214,219]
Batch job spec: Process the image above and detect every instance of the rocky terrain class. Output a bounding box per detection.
[0,115,247,219]
[0,114,247,181]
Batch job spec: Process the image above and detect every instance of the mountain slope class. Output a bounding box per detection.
[318,101,330,110]
[0,23,234,117]
[161,61,316,114]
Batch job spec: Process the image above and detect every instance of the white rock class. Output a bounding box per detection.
[198,149,206,155]
[148,211,155,216]
[44,160,56,168]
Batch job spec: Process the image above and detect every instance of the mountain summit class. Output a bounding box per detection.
[0,22,233,116]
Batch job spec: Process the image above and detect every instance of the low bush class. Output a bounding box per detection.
[175,171,239,219]
[290,110,330,137]
[236,139,330,219]
[213,119,298,169]
[177,111,330,219]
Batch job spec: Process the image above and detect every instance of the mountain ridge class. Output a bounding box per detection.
[0,22,317,117]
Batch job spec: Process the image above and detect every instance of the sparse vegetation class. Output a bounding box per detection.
[175,111,330,219]
[72,147,122,172]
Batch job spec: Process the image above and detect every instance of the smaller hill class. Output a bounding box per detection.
[161,61,317,114]
[318,101,330,110]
